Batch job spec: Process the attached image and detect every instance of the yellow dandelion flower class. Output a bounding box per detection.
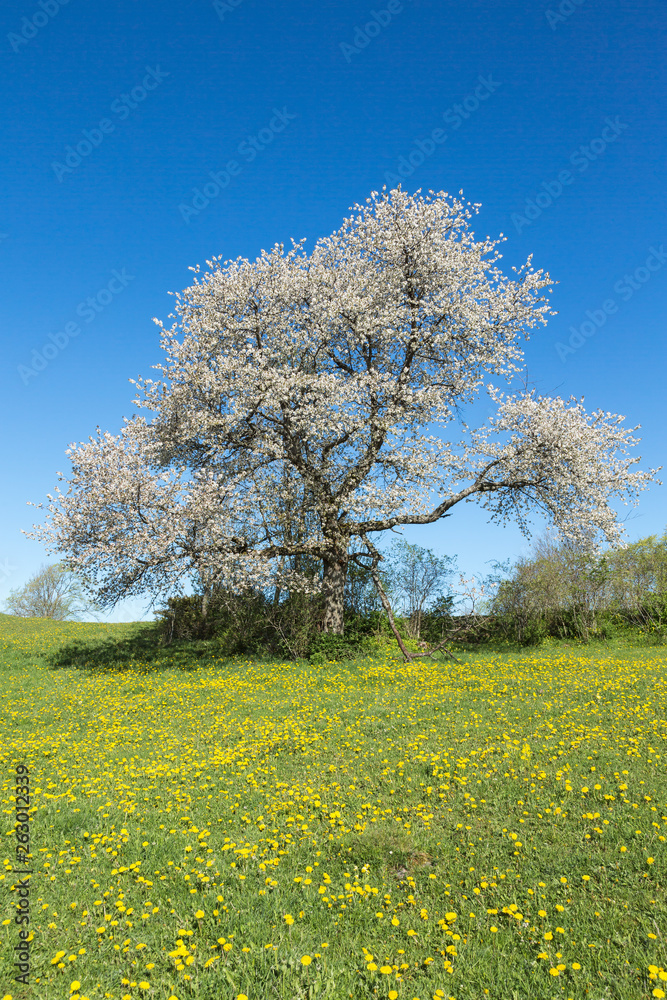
[301,955,312,966]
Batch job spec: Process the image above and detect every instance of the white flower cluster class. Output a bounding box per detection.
[27,188,658,612]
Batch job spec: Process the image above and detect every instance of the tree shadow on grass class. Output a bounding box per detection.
[46,625,231,673]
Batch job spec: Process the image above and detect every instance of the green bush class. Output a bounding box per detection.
[307,631,373,664]
[420,594,455,644]
[156,589,271,648]
[155,589,424,663]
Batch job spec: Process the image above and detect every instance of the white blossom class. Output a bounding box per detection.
[27,188,658,631]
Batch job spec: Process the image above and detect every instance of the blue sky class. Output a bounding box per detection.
[1,0,665,620]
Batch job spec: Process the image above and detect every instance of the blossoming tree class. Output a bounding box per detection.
[29,188,656,633]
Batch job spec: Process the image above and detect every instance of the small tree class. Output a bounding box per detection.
[3,563,99,620]
[384,539,456,638]
[491,535,612,642]
[603,531,667,609]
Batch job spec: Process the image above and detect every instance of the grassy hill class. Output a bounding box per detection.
[1,617,666,999]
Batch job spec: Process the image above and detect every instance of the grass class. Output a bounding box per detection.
[1,615,666,1000]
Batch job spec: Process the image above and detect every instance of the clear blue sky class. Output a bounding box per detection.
[1,0,665,620]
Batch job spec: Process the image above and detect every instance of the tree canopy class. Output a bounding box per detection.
[3,562,98,620]
[29,187,657,633]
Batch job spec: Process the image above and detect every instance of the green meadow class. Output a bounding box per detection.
[1,614,666,1000]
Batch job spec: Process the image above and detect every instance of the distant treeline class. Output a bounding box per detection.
[486,531,667,645]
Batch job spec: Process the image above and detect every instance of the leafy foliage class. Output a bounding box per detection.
[382,539,456,638]
[489,530,667,645]
[3,562,99,620]
[29,188,656,636]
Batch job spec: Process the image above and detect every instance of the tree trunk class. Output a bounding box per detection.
[322,553,348,634]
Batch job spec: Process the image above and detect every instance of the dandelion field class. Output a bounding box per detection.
[1,615,666,1000]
